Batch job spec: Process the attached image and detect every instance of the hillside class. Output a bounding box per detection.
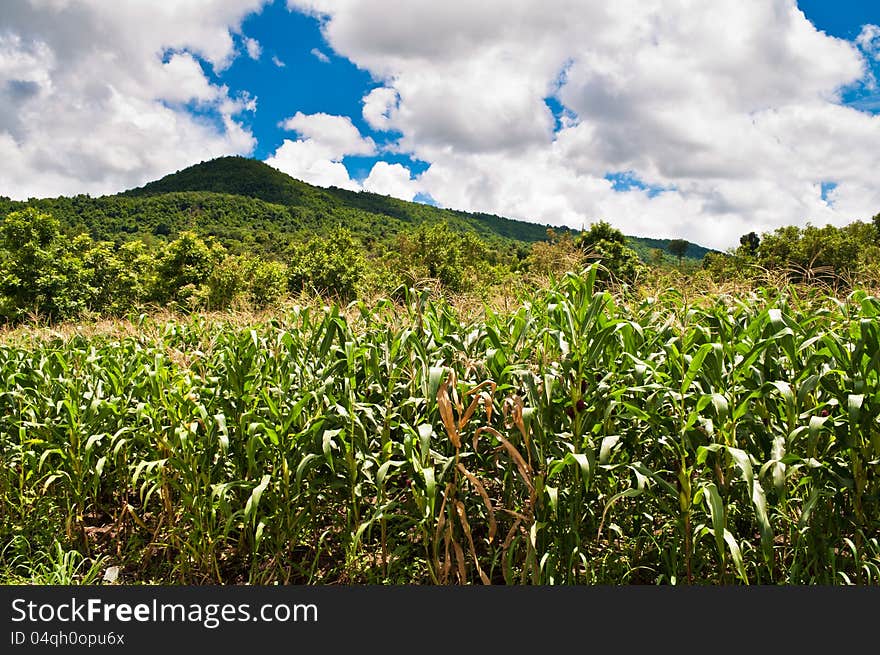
[1,156,714,260]
[122,156,566,246]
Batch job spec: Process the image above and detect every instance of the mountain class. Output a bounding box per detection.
[122,156,564,246]
[1,156,715,261]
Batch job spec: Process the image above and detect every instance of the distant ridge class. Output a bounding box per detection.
[4,156,717,260]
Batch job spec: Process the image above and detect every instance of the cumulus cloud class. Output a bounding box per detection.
[0,0,266,199]
[856,24,880,60]
[362,86,398,131]
[265,112,422,197]
[362,161,419,200]
[266,141,360,189]
[271,55,286,67]
[289,0,880,249]
[266,112,375,189]
[277,112,375,156]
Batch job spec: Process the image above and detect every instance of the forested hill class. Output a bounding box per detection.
[122,156,564,246]
[124,156,712,258]
[1,156,712,260]
[122,155,325,207]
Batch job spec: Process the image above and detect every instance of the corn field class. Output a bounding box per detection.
[2,266,879,584]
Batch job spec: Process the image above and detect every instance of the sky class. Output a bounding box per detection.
[1,0,879,250]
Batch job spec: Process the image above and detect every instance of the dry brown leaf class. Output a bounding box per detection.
[437,380,460,449]
[452,533,467,584]
[455,500,490,585]
[474,426,534,494]
[456,462,497,543]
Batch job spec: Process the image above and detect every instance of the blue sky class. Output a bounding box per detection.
[210,0,432,185]
[205,0,880,191]
[798,0,880,113]
[215,1,876,186]
[2,0,879,249]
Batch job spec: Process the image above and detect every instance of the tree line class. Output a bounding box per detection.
[1,203,878,324]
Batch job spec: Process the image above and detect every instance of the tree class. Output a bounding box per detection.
[392,222,489,292]
[576,220,627,248]
[287,228,366,300]
[0,208,89,321]
[738,231,760,256]
[575,221,644,285]
[247,259,287,307]
[153,231,224,305]
[667,239,689,267]
[526,230,585,278]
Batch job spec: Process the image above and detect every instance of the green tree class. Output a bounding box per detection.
[667,239,689,267]
[738,231,760,256]
[0,208,88,321]
[577,220,627,247]
[205,255,248,309]
[154,231,224,305]
[80,238,158,315]
[575,221,645,285]
[287,228,366,300]
[756,223,865,284]
[649,247,666,267]
[247,259,288,307]
[391,222,490,292]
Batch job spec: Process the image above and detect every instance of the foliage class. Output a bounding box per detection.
[757,223,866,283]
[525,228,586,279]
[205,255,289,310]
[575,221,646,285]
[2,270,879,585]
[0,208,89,321]
[740,231,760,256]
[391,222,491,291]
[287,228,366,300]
[153,231,225,306]
[0,157,708,273]
[703,220,880,289]
[667,238,690,265]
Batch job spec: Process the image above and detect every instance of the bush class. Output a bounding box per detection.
[247,259,287,307]
[392,222,489,292]
[153,231,225,305]
[525,229,585,279]
[287,228,366,300]
[0,208,90,321]
[575,221,645,285]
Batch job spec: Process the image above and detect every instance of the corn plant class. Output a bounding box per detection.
[1,266,878,584]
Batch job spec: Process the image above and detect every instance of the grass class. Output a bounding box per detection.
[1,265,878,584]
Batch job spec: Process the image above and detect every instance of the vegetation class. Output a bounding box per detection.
[575,220,646,285]
[2,269,878,585]
[2,156,879,586]
[0,156,708,268]
[667,238,690,267]
[702,218,880,289]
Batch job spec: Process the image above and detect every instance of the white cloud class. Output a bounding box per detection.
[362,161,419,200]
[310,47,330,63]
[289,0,880,250]
[272,55,286,67]
[0,0,266,199]
[265,112,423,197]
[362,86,398,131]
[244,36,262,60]
[154,53,222,104]
[266,139,361,189]
[857,24,880,60]
[278,111,375,156]
[266,112,376,189]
